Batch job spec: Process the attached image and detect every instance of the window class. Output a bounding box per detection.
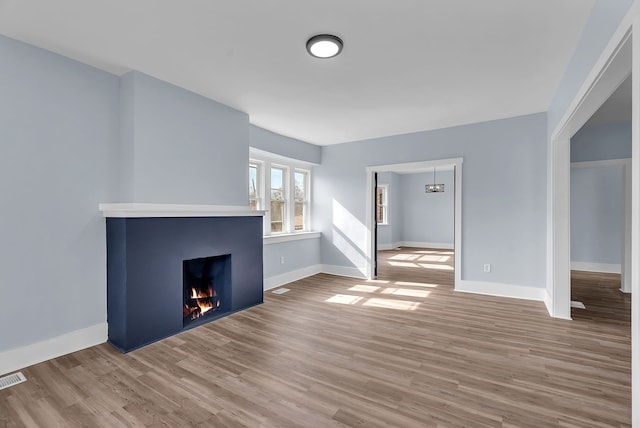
[294,170,308,231]
[249,162,260,210]
[249,152,312,236]
[376,185,388,225]
[270,166,286,233]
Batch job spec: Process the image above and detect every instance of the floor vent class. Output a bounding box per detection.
[272,288,290,295]
[571,300,586,309]
[0,372,26,391]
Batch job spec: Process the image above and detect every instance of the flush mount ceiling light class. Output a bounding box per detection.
[306,34,343,59]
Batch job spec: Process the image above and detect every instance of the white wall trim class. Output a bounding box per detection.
[544,290,553,317]
[570,262,622,274]
[264,265,322,290]
[263,231,321,245]
[455,280,546,302]
[398,241,454,250]
[99,203,265,218]
[571,158,631,169]
[377,243,400,251]
[377,242,453,251]
[320,264,368,279]
[0,323,107,376]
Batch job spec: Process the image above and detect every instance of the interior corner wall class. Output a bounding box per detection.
[0,35,119,354]
[316,113,547,288]
[120,71,250,205]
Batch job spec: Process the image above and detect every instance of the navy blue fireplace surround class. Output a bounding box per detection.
[106,216,263,352]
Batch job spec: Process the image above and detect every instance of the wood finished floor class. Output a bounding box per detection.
[0,248,631,427]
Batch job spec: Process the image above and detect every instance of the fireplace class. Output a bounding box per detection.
[183,254,231,327]
[100,204,265,353]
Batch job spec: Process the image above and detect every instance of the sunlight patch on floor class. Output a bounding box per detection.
[380,288,431,298]
[394,281,440,288]
[326,294,363,305]
[365,279,390,284]
[417,255,451,262]
[388,261,419,268]
[362,298,420,311]
[418,263,454,270]
[413,250,453,255]
[389,254,420,261]
[348,285,380,293]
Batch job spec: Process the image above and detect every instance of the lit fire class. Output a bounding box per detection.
[190,285,214,299]
[185,285,220,320]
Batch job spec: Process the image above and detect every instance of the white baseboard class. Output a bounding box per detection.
[319,264,367,279]
[399,241,454,250]
[455,280,546,301]
[264,265,322,290]
[570,262,621,274]
[544,290,553,317]
[377,243,396,251]
[0,323,107,376]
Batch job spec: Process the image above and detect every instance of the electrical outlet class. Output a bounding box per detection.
[280,256,286,264]
[483,264,491,273]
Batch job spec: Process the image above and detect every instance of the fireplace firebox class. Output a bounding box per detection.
[183,254,231,327]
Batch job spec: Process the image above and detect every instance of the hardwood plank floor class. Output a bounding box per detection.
[0,248,630,427]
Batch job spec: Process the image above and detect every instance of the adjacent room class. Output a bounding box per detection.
[0,1,638,426]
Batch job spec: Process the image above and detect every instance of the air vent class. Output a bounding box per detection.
[272,288,290,295]
[0,371,26,390]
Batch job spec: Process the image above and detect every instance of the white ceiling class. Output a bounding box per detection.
[0,0,595,145]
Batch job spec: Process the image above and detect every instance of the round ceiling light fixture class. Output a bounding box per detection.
[306,34,343,59]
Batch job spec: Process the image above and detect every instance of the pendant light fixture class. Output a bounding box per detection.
[306,34,343,59]
[425,167,445,193]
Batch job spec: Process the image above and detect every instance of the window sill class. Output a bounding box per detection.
[263,231,321,245]
[378,223,390,226]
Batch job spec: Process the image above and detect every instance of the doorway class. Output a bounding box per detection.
[364,158,463,289]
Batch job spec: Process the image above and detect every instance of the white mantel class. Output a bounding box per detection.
[99,203,266,218]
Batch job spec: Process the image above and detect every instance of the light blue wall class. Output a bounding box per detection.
[316,113,547,287]
[250,125,321,165]
[399,171,454,245]
[263,238,321,278]
[547,0,632,137]
[570,122,629,267]
[571,122,631,162]
[120,71,250,205]
[0,35,119,352]
[571,165,624,265]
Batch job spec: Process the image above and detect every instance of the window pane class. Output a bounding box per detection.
[376,187,386,224]
[271,200,284,233]
[249,165,257,198]
[294,172,306,202]
[271,167,284,201]
[295,202,305,231]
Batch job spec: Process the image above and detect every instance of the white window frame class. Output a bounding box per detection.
[249,161,263,211]
[376,184,389,225]
[250,150,313,237]
[269,164,289,234]
[294,169,310,232]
